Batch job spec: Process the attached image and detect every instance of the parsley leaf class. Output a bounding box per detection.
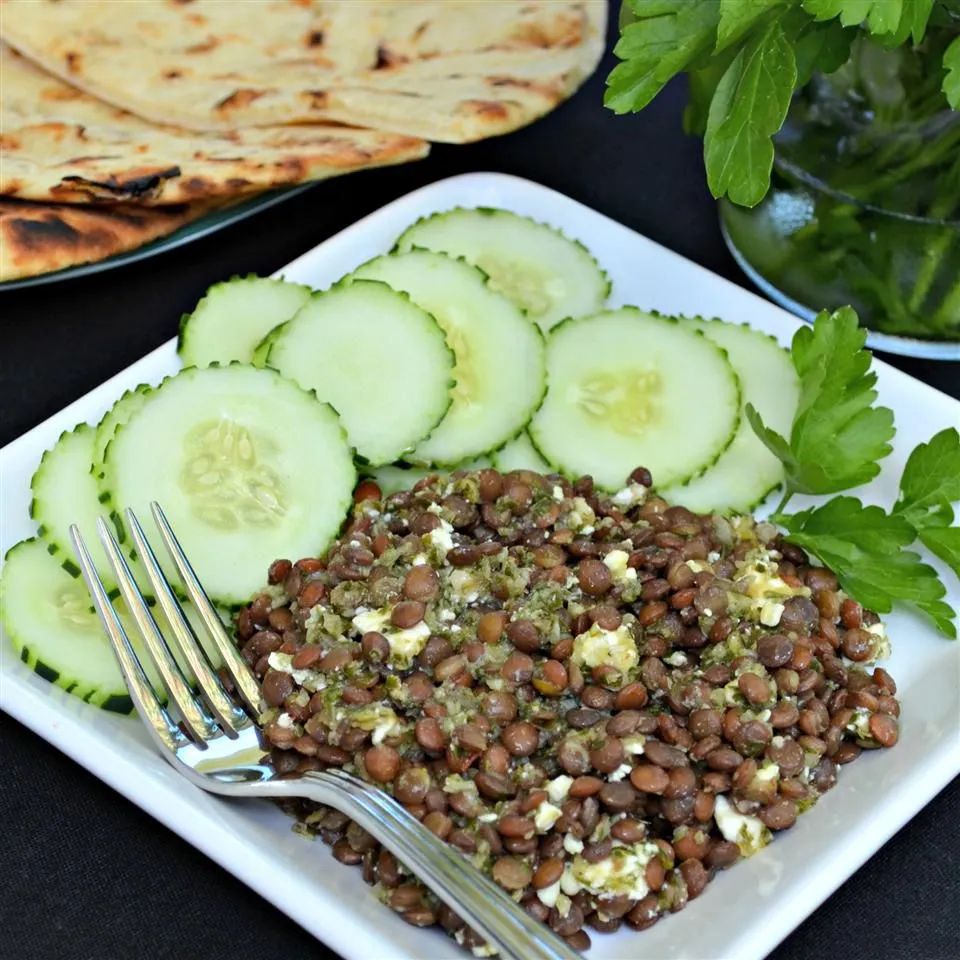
[747,307,895,496]
[716,0,787,52]
[944,35,960,109]
[920,526,960,580]
[777,498,956,637]
[774,496,916,551]
[802,0,905,34]
[704,21,797,206]
[788,16,854,86]
[605,2,720,115]
[888,0,936,44]
[893,427,960,529]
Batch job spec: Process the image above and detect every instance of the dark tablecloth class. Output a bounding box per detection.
[2,13,958,960]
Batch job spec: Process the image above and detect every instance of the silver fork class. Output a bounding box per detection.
[70,503,580,960]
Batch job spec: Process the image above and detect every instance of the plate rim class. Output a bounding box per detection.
[2,170,959,960]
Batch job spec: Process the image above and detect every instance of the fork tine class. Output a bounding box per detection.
[125,507,246,737]
[96,517,218,744]
[149,502,265,714]
[70,524,186,754]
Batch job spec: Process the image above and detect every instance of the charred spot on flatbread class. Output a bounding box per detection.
[56,165,182,201]
[303,89,329,109]
[214,88,266,112]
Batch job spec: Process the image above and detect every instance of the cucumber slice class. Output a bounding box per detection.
[266,281,454,466]
[177,276,312,368]
[1,539,224,711]
[395,208,610,332]
[251,323,287,367]
[93,384,152,483]
[362,463,439,496]
[2,538,139,712]
[103,365,355,606]
[363,455,492,496]
[30,422,111,581]
[530,308,741,491]
[661,320,799,513]
[349,251,545,466]
[493,431,551,474]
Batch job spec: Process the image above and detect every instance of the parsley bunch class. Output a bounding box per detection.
[748,308,960,637]
[606,0,960,207]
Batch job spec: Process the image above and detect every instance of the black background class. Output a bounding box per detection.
[2,10,958,960]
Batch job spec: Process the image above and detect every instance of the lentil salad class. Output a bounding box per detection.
[234,464,901,955]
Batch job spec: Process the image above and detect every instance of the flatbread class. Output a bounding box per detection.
[0,1,607,143]
[0,44,429,205]
[0,198,215,280]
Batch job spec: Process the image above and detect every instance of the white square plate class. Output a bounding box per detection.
[2,173,958,960]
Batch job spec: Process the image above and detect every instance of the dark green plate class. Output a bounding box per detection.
[0,183,314,292]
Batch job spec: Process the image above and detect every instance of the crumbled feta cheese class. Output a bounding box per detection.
[534,802,563,833]
[449,569,482,603]
[546,775,573,803]
[755,762,780,783]
[846,707,873,740]
[714,795,771,856]
[411,553,429,566]
[611,483,648,507]
[443,774,479,795]
[276,712,295,730]
[350,607,430,667]
[552,485,564,501]
[439,609,456,622]
[536,879,562,908]
[759,600,785,627]
[350,705,402,745]
[622,734,646,755]
[733,549,811,619]
[560,864,582,894]
[708,550,720,562]
[477,812,498,823]
[572,622,639,674]
[266,651,325,687]
[388,624,428,666]
[603,549,638,584]
[351,608,391,634]
[865,622,892,661]
[564,496,596,532]
[608,763,633,782]
[664,651,688,667]
[428,522,455,553]
[570,843,659,900]
[563,835,584,857]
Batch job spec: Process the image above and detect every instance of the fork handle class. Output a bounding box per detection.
[297,770,581,960]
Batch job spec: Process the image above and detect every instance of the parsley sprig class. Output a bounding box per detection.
[748,307,960,638]
[606,0,960,206]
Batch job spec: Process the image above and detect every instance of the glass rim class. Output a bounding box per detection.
[772,153,960,228]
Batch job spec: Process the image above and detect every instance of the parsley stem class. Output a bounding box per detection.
[774,489,793,515]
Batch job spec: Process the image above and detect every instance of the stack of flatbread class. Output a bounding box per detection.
[0,0,606,281]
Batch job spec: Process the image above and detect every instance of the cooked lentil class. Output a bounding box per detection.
[237,466,901,955]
